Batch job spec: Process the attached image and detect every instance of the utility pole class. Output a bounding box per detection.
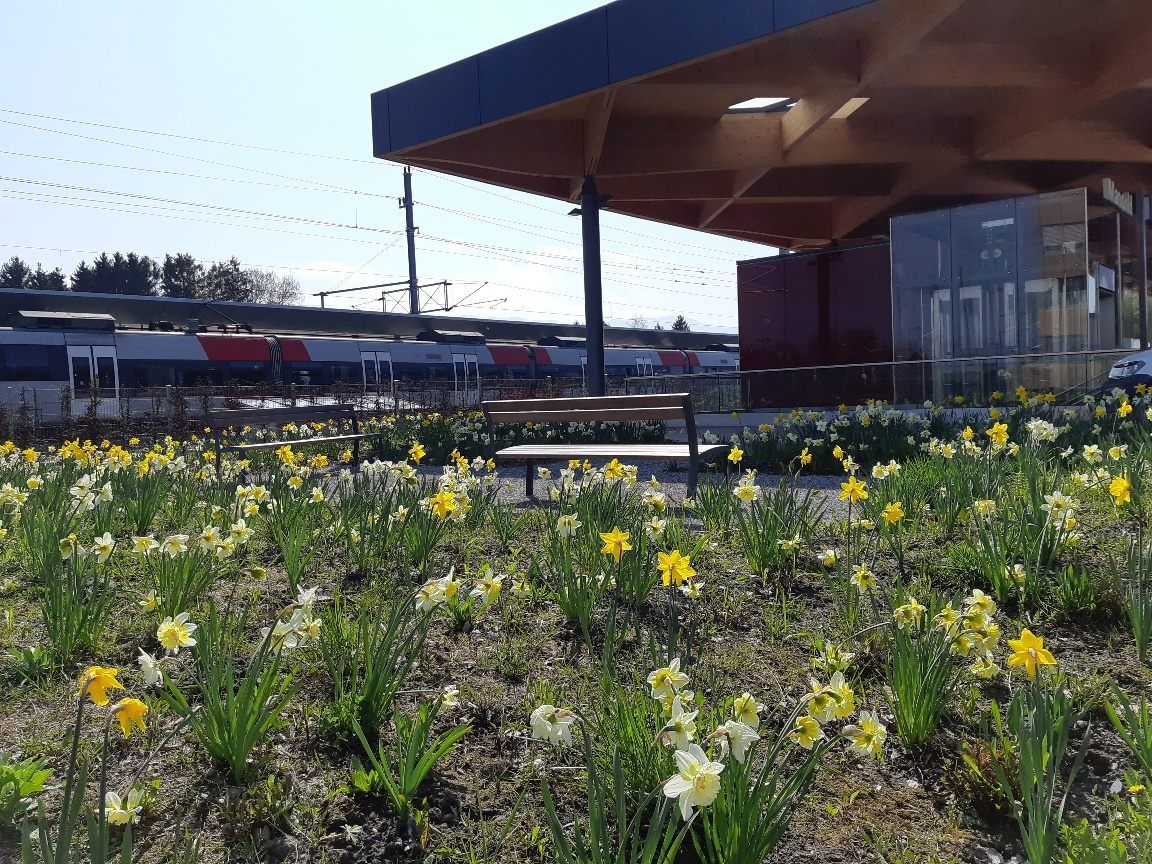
[401,167,419,314]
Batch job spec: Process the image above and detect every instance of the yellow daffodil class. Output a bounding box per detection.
[648,657,690,699]
[727,445,743,464]
[600,526,633,562]
[851,564,876,593]
[408,441,426,463]
[797,447,813,467]
[881,501,904,524]
[1110,475,1132,506]
[1006,628,1057,677]
[428,489,458,520]
[839,476,868,504]
[112,698,149,738]
[78,666,123,706]
[1119,401,1134,418]
[657,550,696,587]
[789,715,825,750]
[986,422,1009,447]
[604,458,625,480]
[842,711,887,761]
[732,692,763,727]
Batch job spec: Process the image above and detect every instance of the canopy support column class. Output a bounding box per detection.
[1140,191,1149,350]
[581,175,605,396]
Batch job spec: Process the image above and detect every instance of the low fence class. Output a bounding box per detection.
[0,378,626,438]
[625,349,1133,412]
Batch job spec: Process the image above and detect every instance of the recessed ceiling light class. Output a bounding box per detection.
[727,97,796,113]
[830,96,869,119]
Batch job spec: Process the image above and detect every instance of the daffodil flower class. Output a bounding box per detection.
[1006,628,1057,677]
[112,697,149,738]
[529,704,576,747]
[659,696,698,750]
[710,719,759,763]
[157,612,197,654]
[663,743,724,820]
[78,666,123,706]
[842,711,887,761]
[599,526,632,563]
[648,657,690,699]
[102,789,143,825]
[789,715,825,750]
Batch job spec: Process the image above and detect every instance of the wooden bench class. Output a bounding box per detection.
[481,393,726,497]
[204,403,379,479]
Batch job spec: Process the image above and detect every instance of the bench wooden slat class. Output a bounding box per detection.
[221,432,380,452]
[486,406,687,424]
[206,404,357,428]
[493,444,727,459]
[482,393,687,415]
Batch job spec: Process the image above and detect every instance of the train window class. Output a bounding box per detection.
[1,345,56,381]
[226,362,267,384]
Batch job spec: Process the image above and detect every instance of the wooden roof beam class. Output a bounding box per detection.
[834,6,1152,239]
[583,89,617,177]
[782,0,968,153]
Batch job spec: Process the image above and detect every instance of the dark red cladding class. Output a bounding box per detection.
[737,243,892,372]
[737,243,893,408]
[658,351,686,368]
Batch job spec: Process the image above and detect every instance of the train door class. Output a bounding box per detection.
[451,353,480,405]
[634,356,653,376]
[67,345,119,401]
[360,351,394,396]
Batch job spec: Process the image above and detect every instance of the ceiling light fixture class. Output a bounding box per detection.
[727,97,796,113]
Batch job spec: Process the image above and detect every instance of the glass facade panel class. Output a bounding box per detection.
[892,189,1090,363]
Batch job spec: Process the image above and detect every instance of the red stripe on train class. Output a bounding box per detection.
[659,351,687,367]
[197,335,271,362]
[278,339,310,361]
[488,346,530,365]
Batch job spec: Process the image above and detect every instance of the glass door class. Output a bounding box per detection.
[68,346,94,399]
[93,347,119,398]
[361,352,378,391]
[68,346,119,402]
[465,355,479,404]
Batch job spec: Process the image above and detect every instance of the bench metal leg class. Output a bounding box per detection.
[525,460,534,498]
[687,458,699,499]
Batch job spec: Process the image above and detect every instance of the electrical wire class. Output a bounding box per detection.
[0,107,386,165]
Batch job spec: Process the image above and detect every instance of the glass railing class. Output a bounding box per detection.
[624,350,1135,412]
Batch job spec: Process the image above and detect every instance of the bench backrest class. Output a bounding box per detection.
[205,403,358,432]
[482,393,698,456]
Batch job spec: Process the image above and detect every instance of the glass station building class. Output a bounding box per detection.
[737,185,1150,406]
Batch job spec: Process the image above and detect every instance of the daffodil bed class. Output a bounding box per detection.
[3,389,1152,864]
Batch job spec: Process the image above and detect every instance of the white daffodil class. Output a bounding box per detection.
[710,719,759,763]
[647,657,690,699]
[529,704,576,747]
[136,648,163,687]
[102,788,143,825]
[663,743,724,820]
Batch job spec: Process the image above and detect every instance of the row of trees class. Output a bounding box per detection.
[627,314,693,331]
[0,252,302,304]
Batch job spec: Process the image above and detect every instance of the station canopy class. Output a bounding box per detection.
[372,0,1152,249]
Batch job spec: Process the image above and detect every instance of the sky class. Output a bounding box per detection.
[0,1,772,334]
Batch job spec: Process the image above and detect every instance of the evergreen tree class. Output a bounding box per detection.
[89,253,117,293]
[71,260,95,292]
[27,264,67,291]
[115,252,160,296]
[161,253,204,298]
[202,257,249,301]
[0,256,31,290]
[671,315,691,332]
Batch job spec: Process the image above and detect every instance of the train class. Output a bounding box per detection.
[0,310,739,400]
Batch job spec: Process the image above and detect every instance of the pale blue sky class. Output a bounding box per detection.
[0,1,770,332]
